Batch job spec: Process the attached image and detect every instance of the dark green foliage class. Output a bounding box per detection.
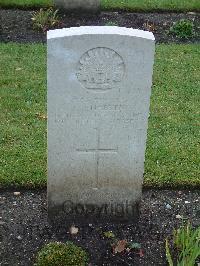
[166,223,200,266]
[35,242,89,266]
[169,19,195,39]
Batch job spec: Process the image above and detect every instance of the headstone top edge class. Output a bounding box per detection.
[47,26,155,41]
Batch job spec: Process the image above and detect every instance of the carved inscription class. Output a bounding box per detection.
[63,200,138,218]
[76,47,125,91]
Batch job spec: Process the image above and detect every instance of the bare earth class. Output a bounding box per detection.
[0,189,199,265]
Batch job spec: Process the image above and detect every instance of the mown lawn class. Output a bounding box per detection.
[0,43,199,188]
[0,0,199,11]
[102,0,200,12]
[0,0,53,8]
[0,44,47,188]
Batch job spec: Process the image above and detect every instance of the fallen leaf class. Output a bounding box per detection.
[137,249,144,258]
[36,113,47,120]
[103,231,115,239]
[176,214,183,219]
[113,240,127,254]
[69,225,79,235]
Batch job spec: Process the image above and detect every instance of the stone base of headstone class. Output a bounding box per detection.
[54,0,100,13]
[48,200,140,224]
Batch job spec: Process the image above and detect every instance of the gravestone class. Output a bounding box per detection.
[47,26,155,222]
[54,0,100,12]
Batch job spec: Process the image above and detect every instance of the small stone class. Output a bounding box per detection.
[0,221,5,225]
[166,204,172,209]
[14,192,21,196]
[69,226,79,235]
[17,236,22,240]
[89,224,93,227]
[187,12,196,15]
[13,201,17,205]
[176,214,183,219]
[185,201,190,204]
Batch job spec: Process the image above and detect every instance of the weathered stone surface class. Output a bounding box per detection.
[47,26,155,222]
[54,0,100,12]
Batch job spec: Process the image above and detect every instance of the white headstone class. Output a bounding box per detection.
[54,0,100,12]
[47,26,155,222]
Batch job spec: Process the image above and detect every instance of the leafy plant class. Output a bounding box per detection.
[166,223,200,266]
[103,231,116,238]
[169,19,195,39]
[31,8,59,32]
[35,242,89,266]
[105,21,118,26]
[128,242,141,249]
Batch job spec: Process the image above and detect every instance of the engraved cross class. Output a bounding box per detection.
[76,129,118,187]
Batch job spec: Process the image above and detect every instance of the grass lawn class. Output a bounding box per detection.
[0,43,199,188]
[0,0,53,8]
[102,0,200,12]
[0,0,199,11]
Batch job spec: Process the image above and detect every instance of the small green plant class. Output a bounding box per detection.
[105,21,118,26]
[169,19,194,39]
[103,231,116,238]
[35,242,89,266]
[166,223,200,266]
[31,8,59,32]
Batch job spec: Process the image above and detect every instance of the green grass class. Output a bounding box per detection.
[102,0,200,12]
[145,44,200,187]
[0,0,199,11]
[0,43,199,188]
[0,0,53,8]
[0,44,47,188]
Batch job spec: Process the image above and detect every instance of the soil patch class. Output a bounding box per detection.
[0,9,199,43]
[0,189,200,265]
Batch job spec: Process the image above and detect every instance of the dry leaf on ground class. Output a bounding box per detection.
[113,240,127,254]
